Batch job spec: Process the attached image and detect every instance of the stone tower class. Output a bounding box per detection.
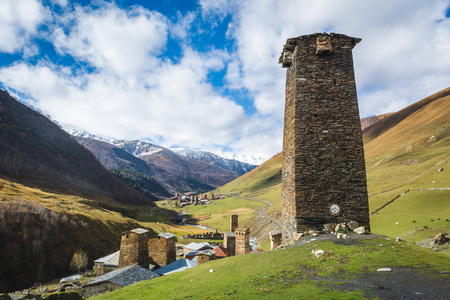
[148,233,176,268]
[230,214,238,233]
[223,232,236,256]
[279,33,370,244]
[269,230,282,250]
[118,228,150,269]
[235,227,250,255]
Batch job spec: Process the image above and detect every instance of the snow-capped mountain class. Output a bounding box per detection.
[173,149,258,175]
[212,151,267,166]
[66,129,163,157]
[112,140,163,157]
[66,129,262,169]
[65,129,114,143]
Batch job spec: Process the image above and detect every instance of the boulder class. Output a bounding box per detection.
[434,233,448,245]
[354,226,365,235]
[323,223,334,233]
[293,232,305,241]
[335,223,347,232]
[347,221,359,231]
[314,250,325,258]
[336,233,348,239]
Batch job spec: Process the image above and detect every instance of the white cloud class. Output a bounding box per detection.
[0,48,247,152]
[0,0,48,54]
[224,0,450,121]
[1,0,450,162]
[52,2,169,76]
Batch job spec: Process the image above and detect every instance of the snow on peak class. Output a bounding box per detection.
[65,129,115,143]
[211,151,266,166]
[112,140,162,157]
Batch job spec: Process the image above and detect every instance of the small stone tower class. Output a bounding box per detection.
[235,227,250,255]
[230,214,238,233]
[148,233,176,268]
[224,232,236,256]
[269,230,282,250]
[279,33,370,244]
[118,228,150,269]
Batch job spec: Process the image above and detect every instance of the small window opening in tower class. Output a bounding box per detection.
[333,79,336,85]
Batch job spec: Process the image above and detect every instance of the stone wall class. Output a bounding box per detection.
[182,232,223,240]
[235,227,249,255]
[94,263,117,276]
[224,232,236,256]
[81,282,121,298]
[118,229,149,269]
[196,251,216,265]
[269,230,282,250]
[148,234,176,268]
[230,215,238,233]
[280,33,370,244]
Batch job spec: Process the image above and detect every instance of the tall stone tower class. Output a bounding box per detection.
[230,214,238,233]
[279,33,370,244]
[235,227,250,255]
[118,228,150,269]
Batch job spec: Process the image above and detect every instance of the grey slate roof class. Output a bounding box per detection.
[184,242,214,251]
[85,264,159,287]
[158,232,175,239]
[94,251,120,267]
[129,228,149,234]
[198,249,216,256]
[154,257,197,276]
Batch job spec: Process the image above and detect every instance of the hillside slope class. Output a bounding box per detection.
[174,149,258,175]
[0,90,163,291]
[0,90,155,205]
[75,137,241,195]
[75,137,172,199]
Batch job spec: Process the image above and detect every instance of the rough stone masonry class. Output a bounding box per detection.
[279,33,370,244]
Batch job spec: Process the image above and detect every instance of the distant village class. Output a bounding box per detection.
[169,192,225,207]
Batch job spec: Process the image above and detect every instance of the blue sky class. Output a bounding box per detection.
[0,0,449,161]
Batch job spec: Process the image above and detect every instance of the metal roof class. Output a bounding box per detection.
[184,242,214,251]
[94,251,120,266]
[154,257,197,276]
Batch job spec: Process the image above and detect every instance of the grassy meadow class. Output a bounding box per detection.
[92,237,450,300]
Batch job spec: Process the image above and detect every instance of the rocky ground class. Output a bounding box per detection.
[291,233,450,300]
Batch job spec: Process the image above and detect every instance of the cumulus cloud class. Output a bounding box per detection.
[1,0,449,162]
[224,0,450,119]
[0,0,48,54]
[51,2,169,76]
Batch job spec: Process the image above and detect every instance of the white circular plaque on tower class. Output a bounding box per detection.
[330,204,340,215]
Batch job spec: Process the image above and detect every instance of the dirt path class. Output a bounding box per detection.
[236,196,282,229]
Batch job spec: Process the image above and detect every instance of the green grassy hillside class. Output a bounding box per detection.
[177,88,450,254]
[93,236,450,299]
